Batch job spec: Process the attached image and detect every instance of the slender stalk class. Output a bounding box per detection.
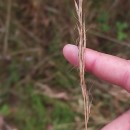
[3,0,12,56]
[74,0,91,130]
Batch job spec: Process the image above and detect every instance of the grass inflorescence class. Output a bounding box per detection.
[74,0,91,130]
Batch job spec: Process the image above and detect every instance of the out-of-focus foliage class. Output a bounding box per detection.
[0,0,130,130]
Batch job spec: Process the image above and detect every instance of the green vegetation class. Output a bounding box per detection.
[98,12,110,32]
[116,22,128,41]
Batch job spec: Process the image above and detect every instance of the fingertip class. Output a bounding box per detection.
[63,44,79,66]
[101,110,130,130]
[63,44,71,57]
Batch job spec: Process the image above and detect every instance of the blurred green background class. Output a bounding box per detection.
[0,0,130,130]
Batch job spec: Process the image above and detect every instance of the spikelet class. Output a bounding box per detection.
[74,0,91,130]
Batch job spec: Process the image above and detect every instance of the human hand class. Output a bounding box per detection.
[63,44,130,130]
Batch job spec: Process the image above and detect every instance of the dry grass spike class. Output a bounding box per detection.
[74,0,91,130]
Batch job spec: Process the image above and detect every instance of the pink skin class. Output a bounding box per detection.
[63,44,130,130]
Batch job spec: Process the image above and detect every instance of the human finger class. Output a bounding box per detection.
[101,110,130,130]
[63,44,130,92]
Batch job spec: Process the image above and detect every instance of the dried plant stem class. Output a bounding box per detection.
[74,0,91,130]
[3,0,12,56]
